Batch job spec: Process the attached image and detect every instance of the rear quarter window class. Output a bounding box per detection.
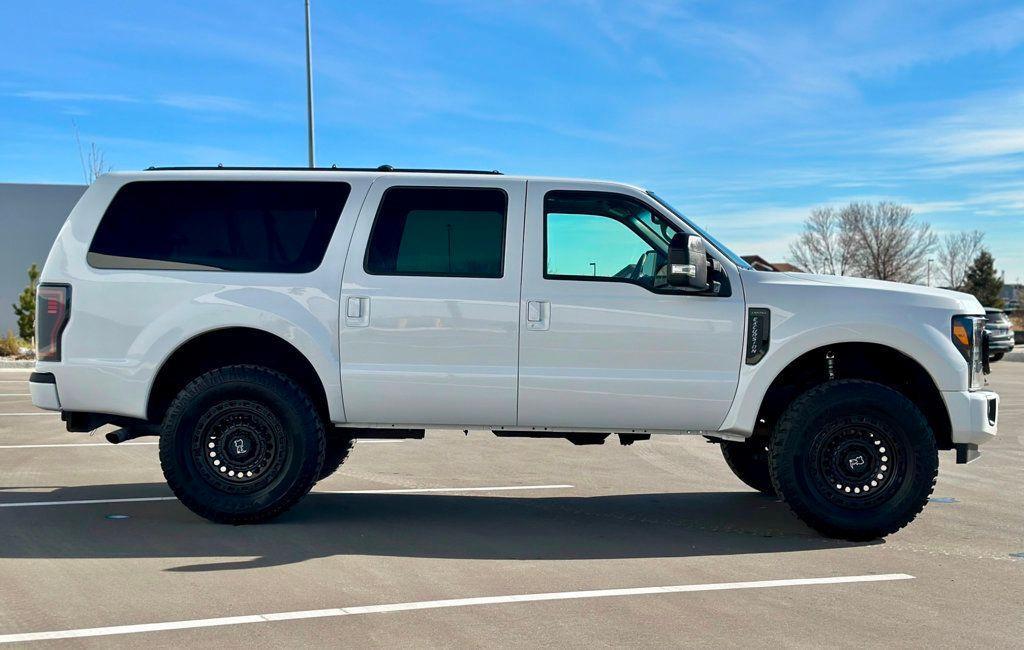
[88,181,350,272]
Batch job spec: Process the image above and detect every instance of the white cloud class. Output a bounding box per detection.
[13,90,138,103]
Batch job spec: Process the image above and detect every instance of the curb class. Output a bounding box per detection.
[0,359,35,369]
[1001,352,1024,363]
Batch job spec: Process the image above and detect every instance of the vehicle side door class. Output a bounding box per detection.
[517,182,745,432]
[339,176,526,427]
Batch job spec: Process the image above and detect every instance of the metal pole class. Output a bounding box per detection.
[304,0,315,168]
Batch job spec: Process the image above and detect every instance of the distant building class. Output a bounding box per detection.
[0,183,86,334]
[741,255,804,273]
[999,284,1021,312]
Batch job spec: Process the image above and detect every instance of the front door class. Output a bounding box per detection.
[517,182,744,432]
[339,177,526,426]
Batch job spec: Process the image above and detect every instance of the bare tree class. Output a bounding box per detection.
[843,202,937,283]
[788,207,857,275]
[936,230,984,290]
[73,121,112,184]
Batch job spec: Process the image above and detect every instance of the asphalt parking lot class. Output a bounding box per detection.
[0,365,1020,648]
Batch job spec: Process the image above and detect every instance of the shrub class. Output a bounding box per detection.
[0,330,31,358]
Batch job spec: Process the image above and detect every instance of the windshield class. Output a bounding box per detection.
[646,191,752,270]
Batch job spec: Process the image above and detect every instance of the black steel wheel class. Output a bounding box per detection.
[808,420,901,509]
[160,365,325,524]
[770,380,937,541]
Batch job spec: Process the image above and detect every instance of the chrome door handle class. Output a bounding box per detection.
[345,296,369,327]
[526,300,549,331]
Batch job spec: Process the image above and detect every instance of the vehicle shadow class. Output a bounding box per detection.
[0,484,875,572]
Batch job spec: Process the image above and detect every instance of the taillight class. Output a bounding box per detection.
[36,284,70,362]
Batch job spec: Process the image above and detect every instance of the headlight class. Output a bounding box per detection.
[951,315,985,390]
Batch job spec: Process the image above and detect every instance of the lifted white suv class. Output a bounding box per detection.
[30,167,999,540]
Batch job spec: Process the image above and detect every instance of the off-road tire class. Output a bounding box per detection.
[159,365,325,524]
[318,432,355,481]
[770,380,937,541]
[720,438,776,495]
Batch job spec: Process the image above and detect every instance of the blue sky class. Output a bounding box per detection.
[2,1,1024,281]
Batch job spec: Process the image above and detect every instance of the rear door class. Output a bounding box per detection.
[339,176,526,426]
[516,181,745,431]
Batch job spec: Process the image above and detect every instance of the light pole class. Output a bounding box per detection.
[589,262,597,276]
[304,0,315,168]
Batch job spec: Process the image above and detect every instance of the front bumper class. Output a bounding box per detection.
[988,335,1015,353]
[29,372,61,411]
[942,389,998,450]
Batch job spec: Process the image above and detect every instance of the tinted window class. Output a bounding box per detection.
[89,181,350,272]
[544,191,677,289]
[365,187,506,277]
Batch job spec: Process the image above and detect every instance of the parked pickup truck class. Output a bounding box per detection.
[29,167,999,540]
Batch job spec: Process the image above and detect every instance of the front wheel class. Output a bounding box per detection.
[989,352,1004,362]
[770,380,937,541]
[159,365,325,524]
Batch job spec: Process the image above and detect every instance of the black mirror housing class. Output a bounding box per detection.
[667,233,709,290]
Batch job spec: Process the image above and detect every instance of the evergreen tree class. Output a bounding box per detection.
[963,251,1003,308]
[12,264,40,341]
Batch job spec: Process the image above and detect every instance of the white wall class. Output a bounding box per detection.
[0,183,86,335]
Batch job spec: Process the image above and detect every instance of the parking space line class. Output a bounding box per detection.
[0,484,574,509]
[0,413,58,416]
[0,394,31,397]
[0,442,158,449]
[0,440,406,448]
[322,484,574,495]
[0,573,914,644]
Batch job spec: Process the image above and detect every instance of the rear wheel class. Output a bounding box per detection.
[720,439,775,495]
[770,380,937,541]
[159,365,325,524]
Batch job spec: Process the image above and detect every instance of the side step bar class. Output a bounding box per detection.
[492,431,650,446]
[340,428,425,440]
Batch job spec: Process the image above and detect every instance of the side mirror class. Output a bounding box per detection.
[667,233,709,291]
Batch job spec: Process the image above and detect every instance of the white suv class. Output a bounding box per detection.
[29,167,999,540]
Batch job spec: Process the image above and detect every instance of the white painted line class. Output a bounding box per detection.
[0,442,158,449]
[0,380,28,383]
[0,574,914,644]
[322,484,574,495]
[0,496,177,509]
[0,412,59,416]
[0,484,573,509]
[354,439,404,444]
[0,394,31,397]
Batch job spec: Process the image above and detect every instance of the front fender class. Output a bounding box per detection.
[718,313,965,435]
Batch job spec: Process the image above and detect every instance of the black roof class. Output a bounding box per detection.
[145,164,501,175]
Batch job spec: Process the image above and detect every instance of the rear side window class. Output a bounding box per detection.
[364,187,506,278]
[88,181,350,272]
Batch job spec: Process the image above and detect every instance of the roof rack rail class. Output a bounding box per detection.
[145,164,502,175]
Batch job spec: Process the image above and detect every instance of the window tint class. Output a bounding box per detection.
[365,187,506,277]
[546,213,652,279]
[544,191,676,289]
[88,181,350,272]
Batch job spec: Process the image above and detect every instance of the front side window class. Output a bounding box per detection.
[365,187,507,278]
[544,191,677,289]
[89,181,350,272]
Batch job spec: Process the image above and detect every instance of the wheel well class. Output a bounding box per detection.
[147,328,329,425]
[754,343,952,450]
